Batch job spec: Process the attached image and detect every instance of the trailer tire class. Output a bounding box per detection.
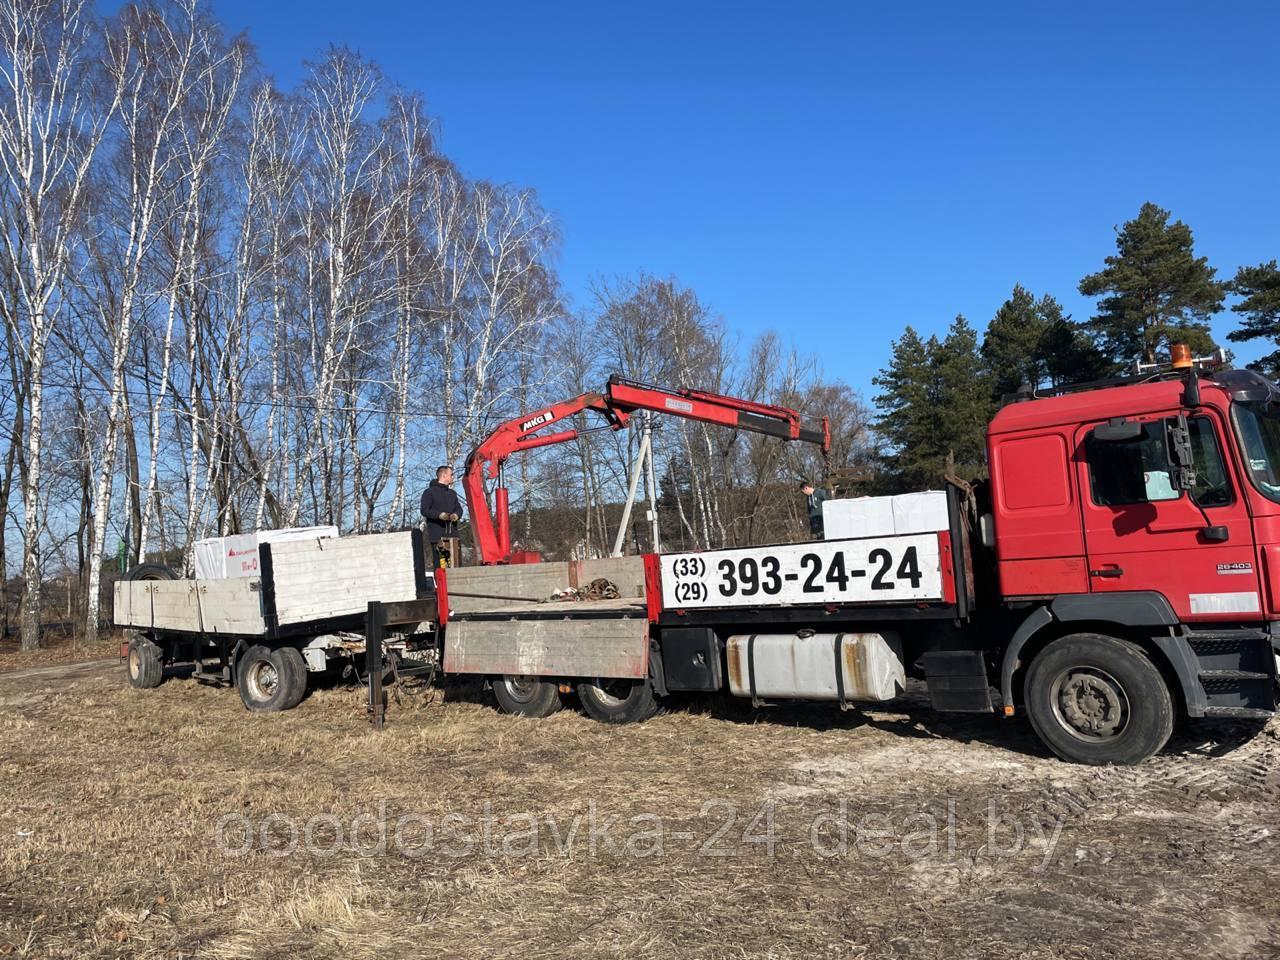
[126,635,164,689]
[492,675,562,718]
[576,677,658,725]
[123,562,179,581]
[1024,632,1174,766]
[237,644,307,712]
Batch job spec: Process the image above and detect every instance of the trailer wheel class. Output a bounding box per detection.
[123,562,179,581]
[576,677,658,725]
[126,635,163,689]
[1024,633,1174,765]
[237,644,307,712]
[492,675,561,718]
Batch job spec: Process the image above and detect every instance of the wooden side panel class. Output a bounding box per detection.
[113,581,131,626]
[113,581,199,630]
[578,555,646,599]
[444,616,648,678]
[444,563,572,612]
[195,579,265,634]
[113,579,265,634]
[270,532,419,625]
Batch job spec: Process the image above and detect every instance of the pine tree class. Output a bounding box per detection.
[873,327,937,489]
[982,285,1045,397]
[1226,260,1280,378]
[873,319,991,490]
[983,285,1106,397]
[934,316,993,479]
[1079,202,1224,366]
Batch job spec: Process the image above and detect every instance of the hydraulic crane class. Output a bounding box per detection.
[463,375,831,564]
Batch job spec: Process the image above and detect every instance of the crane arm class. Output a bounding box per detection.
[462,375,831,564]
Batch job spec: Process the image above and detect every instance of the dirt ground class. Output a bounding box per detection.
[1,660,1277,960]
[0,631,119,675]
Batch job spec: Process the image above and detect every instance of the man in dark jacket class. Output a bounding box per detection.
[800,481,828,539]
[421,465,464,567]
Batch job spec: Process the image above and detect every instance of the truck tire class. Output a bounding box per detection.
[1024,633,1174,765]
[576,677,658,725]
[237,644,307,712]
[123,562,179,581]
[126,635,163,689]
[492,675,561,718]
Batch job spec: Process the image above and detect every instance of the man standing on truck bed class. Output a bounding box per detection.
[421,465,463,567]
[801,481,827,538]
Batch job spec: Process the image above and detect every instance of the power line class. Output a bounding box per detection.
[22,373,529,423]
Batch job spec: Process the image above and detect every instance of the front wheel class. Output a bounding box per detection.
[1024,633,1174,765]
[237,645,307,713]
[492,675,562,718]
[576,677,658,725]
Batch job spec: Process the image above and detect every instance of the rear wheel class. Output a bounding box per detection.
[126,635,163,689]
[492,675,562,718]
[577,677,658,725]
[237,644,307,712]
[1024,633,1174,765]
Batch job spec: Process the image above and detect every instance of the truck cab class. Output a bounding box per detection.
[986,358,1280,762]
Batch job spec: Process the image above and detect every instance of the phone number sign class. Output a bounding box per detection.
[660,535,944,609]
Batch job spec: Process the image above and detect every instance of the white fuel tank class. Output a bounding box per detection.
[726,632,905,703]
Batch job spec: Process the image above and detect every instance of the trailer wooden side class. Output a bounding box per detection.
[113,531,428,637]
[266,531,423,626]
[114,579,267,634]
[444,555,645,613]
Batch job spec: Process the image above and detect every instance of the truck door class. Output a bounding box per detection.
[1076,411,1260,621]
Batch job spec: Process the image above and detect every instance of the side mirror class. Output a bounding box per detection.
[1201,525,1229,543]
[1093,418,1144,442]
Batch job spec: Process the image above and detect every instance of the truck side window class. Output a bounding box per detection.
[1086,423,1176,505]
[1085,416,1232,507]
[1187,416,1232,507]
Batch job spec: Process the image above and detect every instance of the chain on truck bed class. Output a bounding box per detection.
[551,578,620,602]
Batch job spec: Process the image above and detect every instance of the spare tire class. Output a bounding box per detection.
[124,562,179,582]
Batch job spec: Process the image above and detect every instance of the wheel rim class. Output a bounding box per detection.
[128,647,141,678]
[588,679,631,706]
[246,660,279,701]
[1049,666,1130,742]
[502,676,542,704]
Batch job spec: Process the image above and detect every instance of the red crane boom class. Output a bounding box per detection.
[462,375,831,564]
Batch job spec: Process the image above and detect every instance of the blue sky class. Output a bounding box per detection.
[205,0,1279,392]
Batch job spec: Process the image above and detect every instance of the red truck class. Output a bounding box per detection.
[120,349,1280,766]
[446,349,1278,765]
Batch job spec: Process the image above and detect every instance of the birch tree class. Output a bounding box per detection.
[83,0,220,644]
[0,0,120,648]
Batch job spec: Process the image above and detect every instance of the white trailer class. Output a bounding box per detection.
[117,530,436,711]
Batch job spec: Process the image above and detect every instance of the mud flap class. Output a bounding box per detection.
[923,651,994,713]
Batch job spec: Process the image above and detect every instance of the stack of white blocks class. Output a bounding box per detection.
[193,525,340,580]
[821,491,949,540]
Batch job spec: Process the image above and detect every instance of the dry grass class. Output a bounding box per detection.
[0,628,119,675]
[0,662,1278,958]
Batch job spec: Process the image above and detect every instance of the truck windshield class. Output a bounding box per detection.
[1232,401,1280,502]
